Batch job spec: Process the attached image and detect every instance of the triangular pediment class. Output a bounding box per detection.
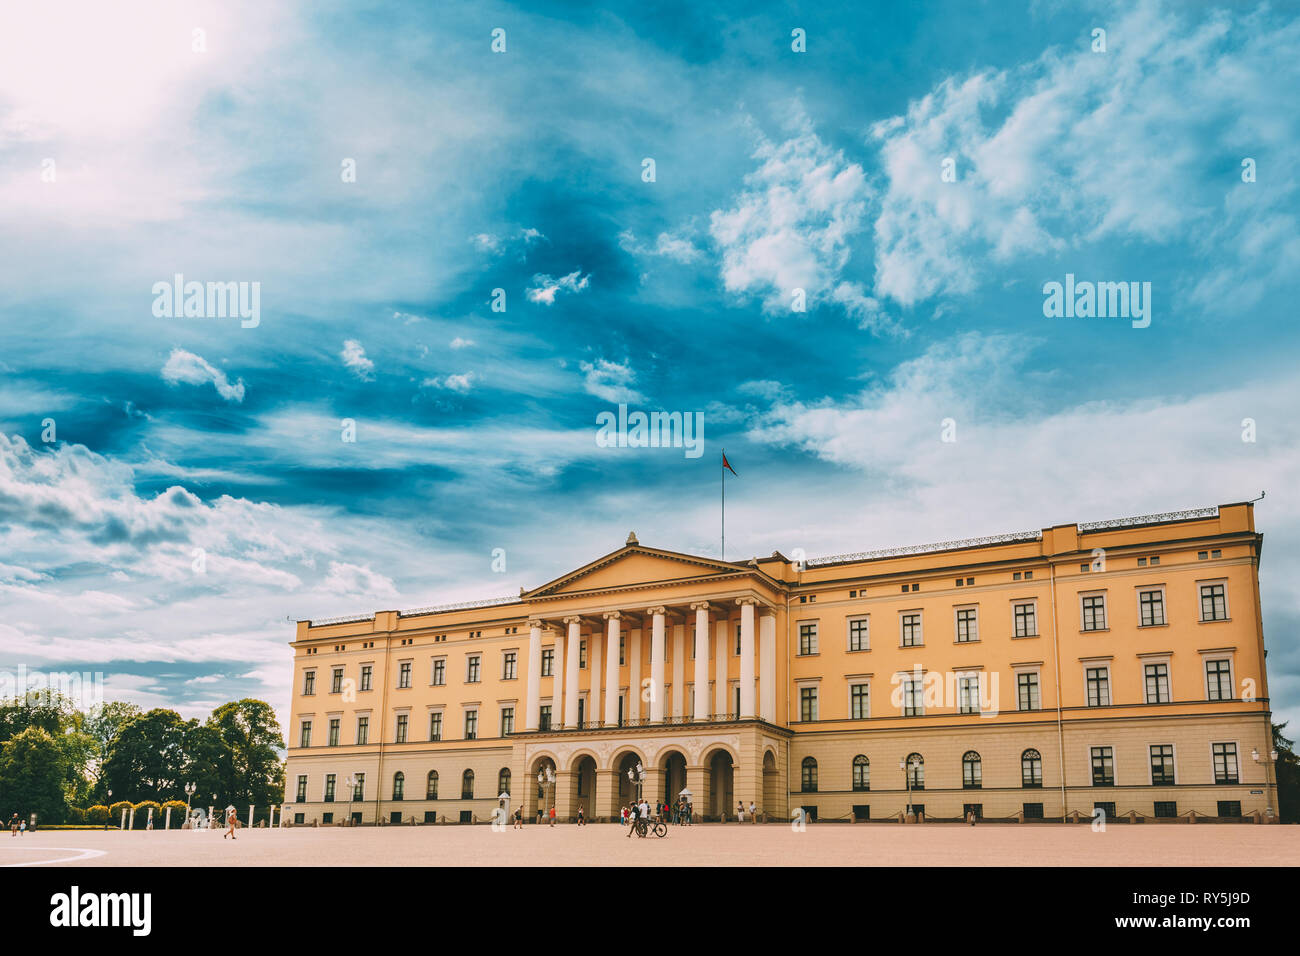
[526,544,747,599]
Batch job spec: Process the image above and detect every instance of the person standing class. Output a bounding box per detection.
[626,800,638,838]
[577,803,585,827]
[548,805,556,827]
[749,801,757,823]
[536,805,544,825]
[737,800,745,823]
[9,813,17,837]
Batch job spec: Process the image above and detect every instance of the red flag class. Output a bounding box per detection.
[722,451,738,476]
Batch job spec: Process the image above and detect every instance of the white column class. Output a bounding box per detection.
[526,620,543,730]
[714,618,728,717]
[563,616,581,729]
[691,602,710,721]
[760,612,776,722]
[650,608,666,723]
[629,625,642,722]
[671,623,685,718]
[739,598,756,718]
[603,611,621,726]
[551,628,565,728]
[590,621,603,726]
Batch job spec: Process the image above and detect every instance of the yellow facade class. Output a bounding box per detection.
[283,503,1278,824]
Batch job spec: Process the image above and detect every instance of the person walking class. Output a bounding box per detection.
[548,805,556,827]
[626,800,638,838]
[224,806,237,840]
[514,805,523,829]
[9,813,18,837]
[577,803,585,827]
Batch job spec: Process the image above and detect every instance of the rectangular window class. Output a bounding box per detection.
[1023,803,1044,820]
[1017,672,1040,712]
[619,634,626,666]
[1081,594,1107,631]
[432,658,446,686]
[902,677,924,717]
[799,687,818,722]
[353,773,365,802]
[327,718,339,747]
[1086,667,1111,707]
[1014,602,1037,637]
[1091,746,1114,786]
[955,607,978,643]
[1150,744,1175,785]
[541,648,554,677]
[303,671,316,695]
[395,713,408,743]
[1094,802,1116,821]
[1217,801,1241,818]
[355,716,368,745]
[1206,659,1232,701]
[324,774,336,802]
[501,706,515,736]
[331,667,344,694]
[901,613,922,647]
[360,664,372,692]
[429,712,442,741]
[299,720,312,748]
[503,652,517,680]
[1139,589,1166,626]
[1144,663,1170,704]
[579,640,587,669]
[798,623,818,655]
[539,705,551,731]
[957,675,980,714]
[398,662,412,689]
[1200,584,1227,621]
[735,623,742,656]
[464,710,478,740]
[1213,743,1239,784]
[467,655,481,683]
[850,683,869,719]
[848,617,869,652]
[1153,801,1177,818]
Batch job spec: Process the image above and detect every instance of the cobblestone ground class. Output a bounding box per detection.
[1,823,1296,866]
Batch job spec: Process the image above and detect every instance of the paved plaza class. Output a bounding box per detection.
[0,823,1295,867]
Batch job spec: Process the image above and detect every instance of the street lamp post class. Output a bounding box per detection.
[899,756,921,821]
[105,789,112,831]
[536,765,555,823]
[627,763,646,803]
[345,774,359,826]
[1252,747,1279,821]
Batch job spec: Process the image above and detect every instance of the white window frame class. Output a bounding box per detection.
[1197,578,1230,622]
[846,615,870,653]
[795,679,820,722]
[430,655,447,686]
[899,610,924,648]
[1210,739,1241,785]
[1139,652,1173,704]
[953,604,979,644]
[797,619,820,656]
[1012,663,1042,712]
[1012,599,1039,638]
[1078,590,1108,632]
[1148,741,1178,786]
[501,648,518,681]
[1136,584,1168,627]
[1081,660,1112,707]
[1087,742,1119,787]
[847,678,871,720]
[1199,649,1236,701]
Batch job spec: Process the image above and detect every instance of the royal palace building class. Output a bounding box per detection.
[283,501,1278,824]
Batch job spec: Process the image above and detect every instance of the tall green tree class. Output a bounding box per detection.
[1273,722,1299,823]
[207,699,285,807]
[99,709,189,802]
[0,726,70,823]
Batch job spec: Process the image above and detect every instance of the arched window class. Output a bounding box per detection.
[1021,749,1043,788]
[852,755,870,791]
[461,768,475,800]
[392,771,405,801]
[906,752,925,789]
[801,756,818,792]
[498,767,511,798]
[962,751,982,789]
[426,770,438,800]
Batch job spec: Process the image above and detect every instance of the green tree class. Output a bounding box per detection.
[0,726,70,824]
[207,699,285,807]
[1273,722,1299,823]
[99,709,188,802]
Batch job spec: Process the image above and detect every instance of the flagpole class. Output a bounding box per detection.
[721,450,725,560]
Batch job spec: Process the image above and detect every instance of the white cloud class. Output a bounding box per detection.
[710,112,871,314]
[341,339,376,380]
[526,270,591,305]
[421,371,477,393]
[450,337,475,349]
[160,348,246,403]
[579,359,644,404]
[321,561,398,599]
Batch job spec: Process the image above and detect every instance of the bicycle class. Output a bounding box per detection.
[634,819,668,838]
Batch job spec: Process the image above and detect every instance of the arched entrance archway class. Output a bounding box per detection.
[708,749,734,819]
[762,749,779,819]
[571,755,597,820]
[661,750,687,808]
[616,752,643,809]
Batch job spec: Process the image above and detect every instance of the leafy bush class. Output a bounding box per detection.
[64,806,85,824]
[161,800,188,828]
[84,805,110,825]
[108,800,133,825]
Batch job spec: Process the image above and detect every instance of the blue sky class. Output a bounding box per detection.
[1,0,1298,733]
